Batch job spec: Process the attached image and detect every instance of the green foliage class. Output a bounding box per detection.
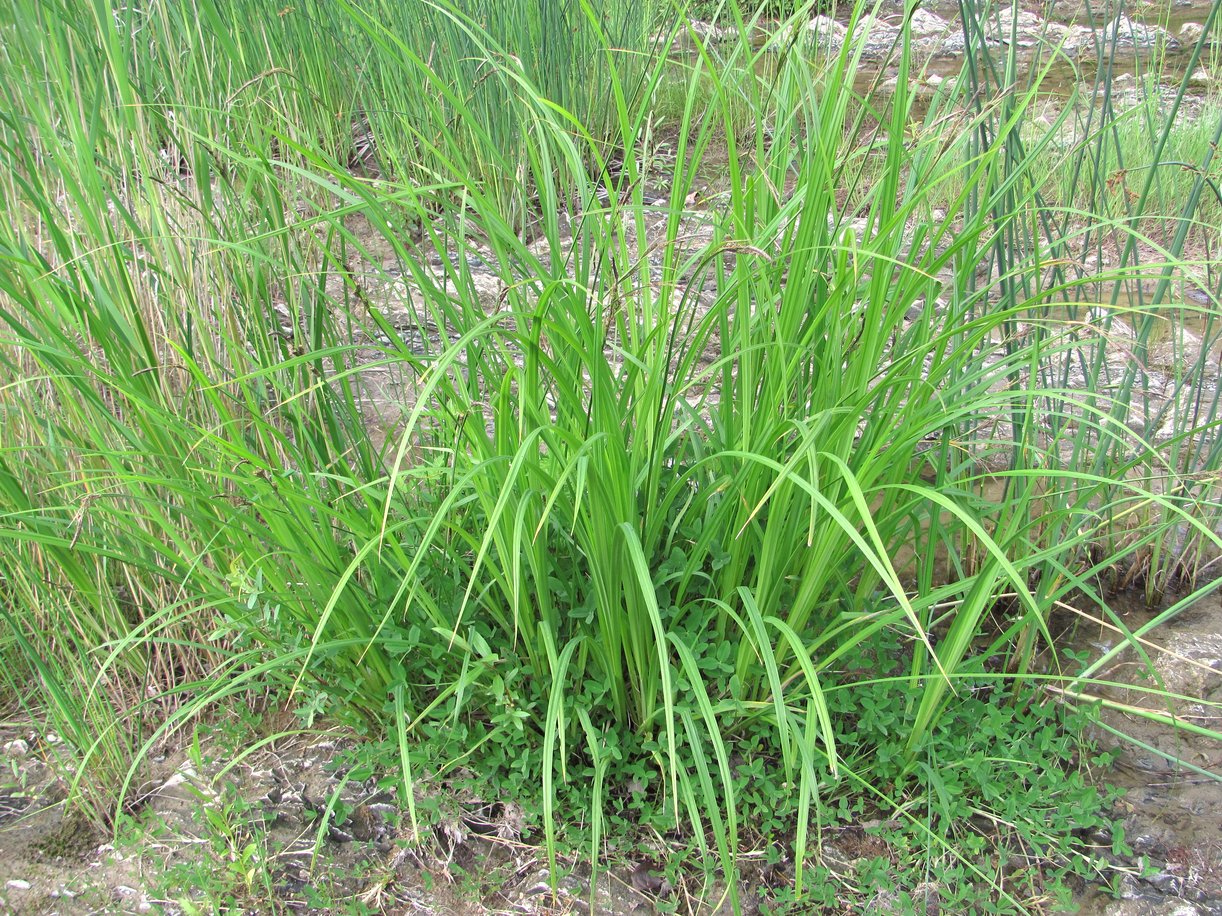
[148,779,377,916]
[677,0,829,19]
[0,0,1220,910]
[331,628,1123,911]
[822,633,1124,911]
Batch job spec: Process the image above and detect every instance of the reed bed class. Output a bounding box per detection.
[1,0,1219,909]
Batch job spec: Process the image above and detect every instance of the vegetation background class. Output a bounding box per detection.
[0,0,1219,911]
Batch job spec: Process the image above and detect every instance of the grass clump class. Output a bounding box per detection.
[679,0,831,19]
[0,0,1220,911]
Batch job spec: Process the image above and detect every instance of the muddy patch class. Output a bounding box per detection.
[1068,590,1222,914]
[0,735,133,913]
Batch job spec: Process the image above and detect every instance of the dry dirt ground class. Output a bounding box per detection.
[0,719,661,915]
[1,590,1219,916]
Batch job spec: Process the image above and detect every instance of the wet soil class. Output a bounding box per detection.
[1068,590,1222,915]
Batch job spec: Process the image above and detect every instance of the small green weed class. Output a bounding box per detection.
[808,631,1125,912]
[363,625,1124,912]
[162,783,278,916]
[146,771,380,916]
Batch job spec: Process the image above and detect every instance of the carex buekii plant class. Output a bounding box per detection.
[0,0,408,821]
[0,0,655,806]
[277,0,1220,900]
[1,0,1220,907]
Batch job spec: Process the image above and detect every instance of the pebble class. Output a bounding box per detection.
[1147,870,1186,893]
[6,880,31,891]
[1103,899,1202,915]
[1186,68,1213,88]
[3,739,28,758]
[1179,22,1205,45]
[158,762,213,802]
[1118,874,1146,899]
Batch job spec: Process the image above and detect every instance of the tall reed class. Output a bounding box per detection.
[1,0,1219,906]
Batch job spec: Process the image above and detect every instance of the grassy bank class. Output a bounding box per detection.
[1,0,1220,910]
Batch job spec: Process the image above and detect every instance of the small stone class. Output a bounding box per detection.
[6,880,31,891]
[1102,13,1176,51]
[849,14,902,59]
[347,803,379,841]
[1146,869,1184,893]
[687,20,737,46]
[1101,900,1201,915]
[1186,67,1213,88]
[807,15,847,52]
[1184,286,1211,306]
[992,9,1045,48]
[45,733,62,745]
[909,9,950,42]
[1179,22,1205,45]
[1117,873,1145,899]
[3,739,28,758]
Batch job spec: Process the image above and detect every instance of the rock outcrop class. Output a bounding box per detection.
[808,8,1180,61]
